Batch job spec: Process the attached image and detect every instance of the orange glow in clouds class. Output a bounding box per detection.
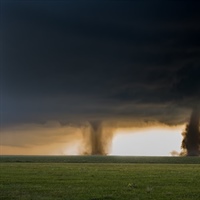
[0,123,185,156]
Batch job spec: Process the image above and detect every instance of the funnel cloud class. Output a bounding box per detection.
[89,121,104,155]
[81,121,113,155]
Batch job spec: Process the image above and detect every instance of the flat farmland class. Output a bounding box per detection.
[1,156,200,200]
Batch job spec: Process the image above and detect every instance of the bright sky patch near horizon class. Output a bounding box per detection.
[0,124,185,156]
[111,125,184,156]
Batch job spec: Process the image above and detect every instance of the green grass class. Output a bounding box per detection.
[1,156,200,200]
[1,155,200,164]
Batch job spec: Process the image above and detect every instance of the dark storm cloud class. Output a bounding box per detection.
[173,64,200,98]
[1,0,200,127]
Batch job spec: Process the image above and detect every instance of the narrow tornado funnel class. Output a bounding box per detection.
[81,121,113,155]
[89,120,104,155]
[181,107,200,156]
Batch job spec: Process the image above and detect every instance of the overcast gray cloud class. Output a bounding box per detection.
[1,0,200,129]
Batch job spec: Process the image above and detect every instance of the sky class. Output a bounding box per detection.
[1,0,200,155]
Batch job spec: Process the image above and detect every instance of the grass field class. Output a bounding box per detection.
[1,156,200,200]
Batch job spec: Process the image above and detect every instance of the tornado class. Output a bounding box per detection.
[81,121,113,155]
[181,107,200,156]
[89,121,104,155]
